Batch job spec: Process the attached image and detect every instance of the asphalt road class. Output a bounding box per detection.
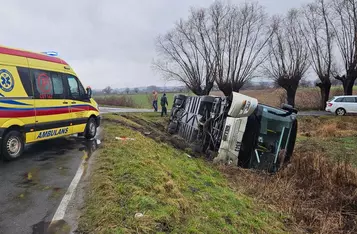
[0,132,102,234]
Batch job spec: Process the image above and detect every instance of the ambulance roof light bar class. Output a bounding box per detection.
[41,51,58,57]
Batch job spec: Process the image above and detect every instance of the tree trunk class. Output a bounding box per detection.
[316,79,331,110]
[217,82,232,97]
[335,74,356,95]
[203,81,214,95]
[232,81,243,94]
[191,87,204,96]
[285,87,297,107]
[345,78,355,95]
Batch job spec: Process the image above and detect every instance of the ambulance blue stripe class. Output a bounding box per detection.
[0,100,32,106]
[0,104,94,111]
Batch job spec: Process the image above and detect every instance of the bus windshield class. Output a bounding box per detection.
[250,106,295,172]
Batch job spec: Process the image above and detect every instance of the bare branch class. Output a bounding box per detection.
[153,9,215,95]
[208,2,271,95]
[330,0,357,94]
[264,11,310,107]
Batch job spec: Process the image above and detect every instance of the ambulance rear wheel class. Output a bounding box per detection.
[2,130,24,161]
[85,117,97,139]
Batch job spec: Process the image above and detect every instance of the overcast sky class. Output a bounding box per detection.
[0,0,310,89]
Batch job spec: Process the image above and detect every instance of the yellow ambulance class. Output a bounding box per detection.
[0,45,100,160]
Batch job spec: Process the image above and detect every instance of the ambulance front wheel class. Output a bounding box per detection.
[85,117,97,139]
[2,130,25,161]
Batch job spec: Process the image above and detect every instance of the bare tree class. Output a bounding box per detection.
[301,0,334,109]
[102,86,113,94]
[209,2,272,96]
[153,7,216,96]
[125,88,130,94]
[331,0,357,95]
[264,11,310,107]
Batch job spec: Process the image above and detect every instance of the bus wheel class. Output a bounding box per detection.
[2,130,24,161]
[85,117,97,139]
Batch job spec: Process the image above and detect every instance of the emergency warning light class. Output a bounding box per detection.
[42,51,58,57]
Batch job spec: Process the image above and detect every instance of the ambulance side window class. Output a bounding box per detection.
[66,75,86,100]
[17,67,34,97]
[67,76,80,99]
[30,69,64,99]
[51,73,65,99]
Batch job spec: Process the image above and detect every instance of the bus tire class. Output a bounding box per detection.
[85,117,97,139]
[2,130,24,161]
[168,122,178,134]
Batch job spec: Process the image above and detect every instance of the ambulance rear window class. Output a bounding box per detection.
[17,67,33,97]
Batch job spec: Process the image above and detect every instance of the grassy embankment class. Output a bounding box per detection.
[78,113,291,234]
[79,113,357,234]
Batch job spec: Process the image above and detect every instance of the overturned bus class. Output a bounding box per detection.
[167,92,298,173]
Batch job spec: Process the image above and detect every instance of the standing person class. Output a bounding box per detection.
[160,93,169,117]
[152,90,158,112]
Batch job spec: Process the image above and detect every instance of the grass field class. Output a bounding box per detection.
[94,92,190,109]
[94,86,357,110]
[78,113,357,233]
[297,116,357,166]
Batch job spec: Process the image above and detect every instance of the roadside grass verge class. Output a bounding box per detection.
[78,115,291,234]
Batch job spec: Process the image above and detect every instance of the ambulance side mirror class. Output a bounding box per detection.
[86,87,92,99]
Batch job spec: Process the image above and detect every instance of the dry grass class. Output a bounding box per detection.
[219,116,357,234]
[298,116,357,138]
[212,88,322,109]
[220,144,357,234]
